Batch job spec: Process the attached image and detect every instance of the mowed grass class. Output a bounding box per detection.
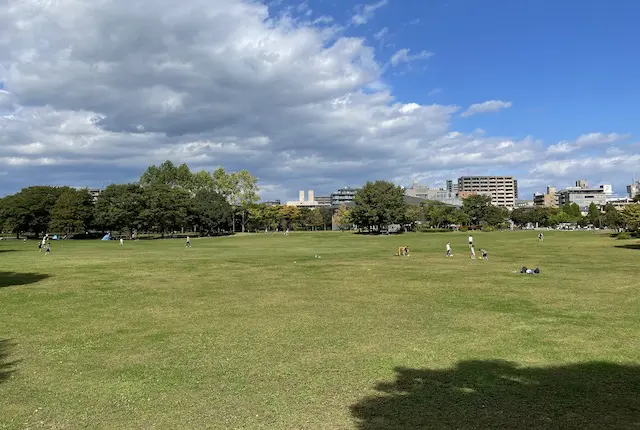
[1,231,639,429]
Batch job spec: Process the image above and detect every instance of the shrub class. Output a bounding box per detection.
[617,232,631,240]
[459,227,469,232]
[481,226,495,232]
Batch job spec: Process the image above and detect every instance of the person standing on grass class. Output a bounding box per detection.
[45,242,51,255]
[538,232,544,241]
[186,236,191,248]
[470,244,476,260]
[120,237,124,246]
[468,234,474,248]
[445,242,453,257]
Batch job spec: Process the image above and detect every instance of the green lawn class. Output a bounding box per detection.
[1,231,639,429]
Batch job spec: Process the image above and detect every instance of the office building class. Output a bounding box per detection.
[557,180,609,210]
[605,197,634,211]
[457,176,518,208]
[315,196,332,206]
[533,186,558,208]
[515,200,535,208]
[262,200,281,206]
[445,180,458,195]
[627,180,640,199]
[331,187,360,206]
[404,182,462,206]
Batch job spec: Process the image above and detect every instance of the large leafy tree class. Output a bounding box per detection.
[1,186,67,237]
[461,194,492,226]
[49,189,94,234]
[587,203,601,227]
[561,203,582,220]
[140,184,190,236]
[350,181,406,232]
[602,203,623,229]
[95,184,145,233]
[622,203,640,232]
[191,189,232,234]
[332,204,352,230]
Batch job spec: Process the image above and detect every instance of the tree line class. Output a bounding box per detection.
[2,167,640,238]
[0,161,321,238]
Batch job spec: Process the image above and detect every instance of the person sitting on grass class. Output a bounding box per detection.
[517,266,540,274]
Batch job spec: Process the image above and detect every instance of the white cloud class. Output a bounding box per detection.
[461,100,513,118]
[389,49,434,67]
[373,27,389,41]
[546,132,631,155]
[0,0,635,201]
[351,0,388,26]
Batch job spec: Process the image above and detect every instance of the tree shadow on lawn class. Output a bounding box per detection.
[0,272,50,288]
[0,339,19,384]
[614,243,640,250]
[351,360,640,429]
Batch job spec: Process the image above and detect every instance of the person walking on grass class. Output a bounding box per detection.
[470,244,476,260]
[468,234,474,248]
[120,237,124,246]
[445,242,453,257]
[45,242,51,255]
[186,236,191,248]
[538,232,544,242]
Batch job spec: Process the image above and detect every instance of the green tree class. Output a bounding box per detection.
[235,170,260,233]
[49,189,94,235]
[549,211,573,226]
[622,204,640,232]
[350,181,406,232]
[279,206,301,230]
[484,205,508,227]
[318,207,333,230]
[510,208,535,227]
[140,184,190,236]
[95,184,145,233]
[587,203,601,226]
[561,203,582,220]
[461,194,497,226]
[602,203,623,229]
[308,209,324,231]
[332,204,352,230]
[191,189,232,234]
[1,186,67,237]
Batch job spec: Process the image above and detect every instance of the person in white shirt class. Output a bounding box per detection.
[186,236,191,248]
[120,238,124,246]
[470,244,476,260]
[445,242,453,257]
[468,235,473,248]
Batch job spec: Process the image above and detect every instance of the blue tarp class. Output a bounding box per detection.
[101,234,111,241]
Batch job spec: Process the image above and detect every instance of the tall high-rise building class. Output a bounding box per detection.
[457,176,518,208]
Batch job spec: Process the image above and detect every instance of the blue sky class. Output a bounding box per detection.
[1,0,639,200]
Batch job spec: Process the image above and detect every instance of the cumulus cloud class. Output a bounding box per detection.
[461,100,513,118]
[0,0,635,200]
[546,132,631,155]
[351,0,388,26]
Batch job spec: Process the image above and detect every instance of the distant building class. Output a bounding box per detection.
[457,176,518,208]
[557,180,610,211]
[404,182,462,206]
[445,179,458,195]
[262,200,281,206]
[627,180,640,199]
[515,200,534,208]
[315,196,332,206]
[533,186,558,208]
[605,197,634,211]
[331,187,360,206]
[87,188,102,204]
[286,190,325,207]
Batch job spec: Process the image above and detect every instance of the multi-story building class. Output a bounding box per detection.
[533,186,558,208]
[457,176,518,208]
[605,197,634,211]
[331,187,360,206]
[515,200,534,208]
[404,182,462,206]
[262,200,281,206]
[627,180,640,199]
[557,180,610,210]
[87,188,102,204]
[445,180,458,195]
[315,196,332,206]
[286,190,325,207]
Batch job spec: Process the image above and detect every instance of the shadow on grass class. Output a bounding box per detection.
[351,360,640,429]
[0,271,50,288]
[614,243,640,250]
[0,339,19,384]
[0,249,17,253]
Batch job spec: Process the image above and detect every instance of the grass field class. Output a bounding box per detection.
[1,231,639,429]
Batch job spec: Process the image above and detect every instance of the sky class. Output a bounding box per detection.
[1,0,639,201]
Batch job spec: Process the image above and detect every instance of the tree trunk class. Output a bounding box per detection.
[241,210,245,233]
[232,211,236,233]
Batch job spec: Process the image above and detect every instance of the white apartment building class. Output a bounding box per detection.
[457,176,518,209]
